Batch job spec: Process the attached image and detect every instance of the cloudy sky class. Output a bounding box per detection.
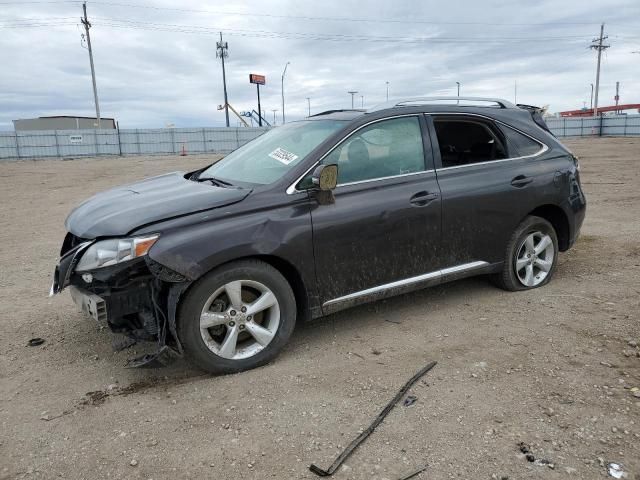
[1,0,639,129]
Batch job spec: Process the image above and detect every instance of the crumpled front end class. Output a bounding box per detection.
[52,232,190,367]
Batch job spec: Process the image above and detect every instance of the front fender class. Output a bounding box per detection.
[147,201,317,305]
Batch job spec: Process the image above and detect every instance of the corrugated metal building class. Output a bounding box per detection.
[13,116,116,131]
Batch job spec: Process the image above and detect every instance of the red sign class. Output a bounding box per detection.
[249,74,266,85]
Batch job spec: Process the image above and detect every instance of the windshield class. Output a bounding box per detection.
[200,120,346,186]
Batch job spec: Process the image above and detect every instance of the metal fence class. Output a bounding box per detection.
[1,114,639,160]
[0,127,269,160]
[546,114,640,137]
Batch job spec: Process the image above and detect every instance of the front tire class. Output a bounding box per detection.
[494,215,559,291]
[177,260,296,374]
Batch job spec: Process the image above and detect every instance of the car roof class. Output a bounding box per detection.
[309,97,529,121]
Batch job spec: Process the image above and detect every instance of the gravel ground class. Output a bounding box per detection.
[1,137,639,480]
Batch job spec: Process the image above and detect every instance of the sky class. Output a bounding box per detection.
[0,0,639,129]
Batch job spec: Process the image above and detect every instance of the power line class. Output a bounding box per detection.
[58,2,615,27]
[74,18,606,44]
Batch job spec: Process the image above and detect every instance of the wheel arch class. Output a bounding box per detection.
[175,254,312,324]
[526,204,570,251]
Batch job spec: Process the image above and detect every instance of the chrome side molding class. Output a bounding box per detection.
[323,261,489,308]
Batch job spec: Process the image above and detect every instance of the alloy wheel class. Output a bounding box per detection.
[199,280,280,360]
[514,231,555,287]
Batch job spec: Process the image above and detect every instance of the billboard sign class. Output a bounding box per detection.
[249,74,266,85]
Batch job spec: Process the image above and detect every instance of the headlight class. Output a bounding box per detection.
[75,235,159,272]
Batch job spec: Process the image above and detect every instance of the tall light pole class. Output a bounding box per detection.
[348,91,358,109]
[81,2,100,128]
[590,83,594,111]
[216,32,230,127]
[271,109,278,125]
[456,81,461,105]
[590,23,610,117]
[306,97,311,117]
[385,81,389,101]
[281,61,290,124]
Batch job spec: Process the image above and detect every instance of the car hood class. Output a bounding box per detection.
[65,172,250,238]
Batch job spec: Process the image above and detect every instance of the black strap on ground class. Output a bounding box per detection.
[397,465,428,480]
[309,361,437,477]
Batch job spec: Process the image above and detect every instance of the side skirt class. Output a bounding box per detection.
[321,261,499,316]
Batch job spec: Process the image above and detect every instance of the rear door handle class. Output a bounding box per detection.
[410,191,439,206]
[511,175,533,188]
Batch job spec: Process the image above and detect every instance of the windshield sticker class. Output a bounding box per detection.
[268,147,299,165]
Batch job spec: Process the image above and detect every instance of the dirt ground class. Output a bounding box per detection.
[1,137,639,480]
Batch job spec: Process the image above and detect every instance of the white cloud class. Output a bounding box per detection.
[0,0,638,129]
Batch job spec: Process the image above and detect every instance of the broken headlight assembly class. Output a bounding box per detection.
[74,235,159,272]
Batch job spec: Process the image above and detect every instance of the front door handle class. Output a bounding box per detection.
[410,191,439,206]
[511,175,533,188]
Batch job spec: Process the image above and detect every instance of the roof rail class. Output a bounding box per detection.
[367,96,517,113]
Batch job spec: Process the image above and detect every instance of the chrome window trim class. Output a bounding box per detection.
[285,113,425,195]
[322,261,489,308]
[337,169,435,188]
[427,112,549,171]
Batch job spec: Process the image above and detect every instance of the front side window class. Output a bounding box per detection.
[200,120,345,186]
[433,118,507,168]
[320,116,426,185]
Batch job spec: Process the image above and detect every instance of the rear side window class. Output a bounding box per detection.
[499,125,544,157]
[433,118,507,168]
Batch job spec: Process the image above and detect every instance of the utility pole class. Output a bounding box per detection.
[590,83,594,110]
[281,62,290,124]
[385,81,389,101]
[615,81,620,113]
[360,95,364,108]
[456,81,460,105]
[216,32,230,127]
[306,97,311,117]
[81,2,100,128]
[348,91,358,109]
[590,23,610,117]
[271,109,278,125]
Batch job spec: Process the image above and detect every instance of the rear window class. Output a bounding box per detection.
[499,125,543,157]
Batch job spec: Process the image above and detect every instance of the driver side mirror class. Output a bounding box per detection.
[311,164,338,191]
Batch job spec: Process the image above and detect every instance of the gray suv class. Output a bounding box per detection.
[51,97,586,373]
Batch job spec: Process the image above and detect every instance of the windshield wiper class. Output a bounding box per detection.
[196,176,236,188]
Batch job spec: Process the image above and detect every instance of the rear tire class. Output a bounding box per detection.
[494,215,558,291]
[177,259,296,374]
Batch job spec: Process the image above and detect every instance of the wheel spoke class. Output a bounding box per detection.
[516,257,529,271]
[244,321,275,346]
[535,258,552,272]
[524,264,534,286]
[524,235,535,254]
[200,311,227,328]
[534,235,552,255]
[245,291,277,316]
[224,281,243,307]
[218,325,239,358]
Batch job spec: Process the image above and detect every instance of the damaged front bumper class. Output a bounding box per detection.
[51,233,190,368]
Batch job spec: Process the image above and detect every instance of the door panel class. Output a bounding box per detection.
[310,172,442,304]
[426,114,555,266]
